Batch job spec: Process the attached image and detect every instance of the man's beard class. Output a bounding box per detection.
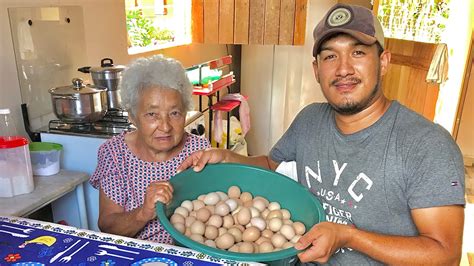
[331,81,380,115]
[330,67,382,115]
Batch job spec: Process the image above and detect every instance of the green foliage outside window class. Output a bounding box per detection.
[126,9,175,48]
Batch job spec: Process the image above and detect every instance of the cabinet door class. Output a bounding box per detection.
[192,0,307,45]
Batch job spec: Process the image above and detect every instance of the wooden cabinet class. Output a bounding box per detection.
[192,0,307,45]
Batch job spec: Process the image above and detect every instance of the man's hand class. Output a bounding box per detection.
[295,222,352,263]
[141,181,174,220]
[177,148,230,173]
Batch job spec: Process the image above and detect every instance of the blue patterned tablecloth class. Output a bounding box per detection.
[0,216,257,266]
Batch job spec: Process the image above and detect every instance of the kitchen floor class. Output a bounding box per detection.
[461,165,474,266]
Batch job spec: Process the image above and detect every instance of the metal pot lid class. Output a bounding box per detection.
[89,58,125,73]
[49,78,107,95]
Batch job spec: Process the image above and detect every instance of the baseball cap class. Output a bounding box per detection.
[312,3,385,56]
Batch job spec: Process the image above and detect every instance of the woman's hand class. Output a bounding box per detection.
[141,181,174,220]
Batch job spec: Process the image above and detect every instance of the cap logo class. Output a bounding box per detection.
[327,7,352,27]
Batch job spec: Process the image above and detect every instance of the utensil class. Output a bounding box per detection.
[98,244,139,254]
[49,78,108,123]
[0,229,29,238]
[1,224,34,234]
[49,239,81,263]
[95,249,134,260]
[78,58,125,110]
[58,241,89,263]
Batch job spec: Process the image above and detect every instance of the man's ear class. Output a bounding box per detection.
[312,60,320,83]
[380,50,391,76]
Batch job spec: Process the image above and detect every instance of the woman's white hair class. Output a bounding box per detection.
[120,54,193,116]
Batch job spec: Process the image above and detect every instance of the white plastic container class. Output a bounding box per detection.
[29,142,63,176]
[0,108,34,197]
[0,137,35,197]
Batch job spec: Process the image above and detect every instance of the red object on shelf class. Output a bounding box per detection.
[210,95,248,112]
[209,55,232,69]
[192,73,235,96]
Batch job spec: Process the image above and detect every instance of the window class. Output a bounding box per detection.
[377,0,451,43]
[125,0,192,54]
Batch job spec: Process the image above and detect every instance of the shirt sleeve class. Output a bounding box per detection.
[405,126,465,209]
[89,139,127,206]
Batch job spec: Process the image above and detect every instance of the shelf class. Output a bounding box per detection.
[210,100,241,112]
[193,72,235,96]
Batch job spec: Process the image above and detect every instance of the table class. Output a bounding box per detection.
[0,216,262,265]
[0,170,89,227]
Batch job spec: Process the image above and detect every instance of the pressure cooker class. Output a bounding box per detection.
[78,58,125,110]
[49,78,108,123]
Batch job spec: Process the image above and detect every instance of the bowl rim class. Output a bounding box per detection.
[156,163,325,262]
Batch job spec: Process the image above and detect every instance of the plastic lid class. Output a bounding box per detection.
[0,136,29,148]
[29,142,63,152]
[0,108,11,115]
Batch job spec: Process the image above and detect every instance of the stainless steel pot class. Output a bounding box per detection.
[78,58,125,110]
[49,78,108,123]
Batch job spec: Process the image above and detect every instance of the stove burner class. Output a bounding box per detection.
[48,110,133,137]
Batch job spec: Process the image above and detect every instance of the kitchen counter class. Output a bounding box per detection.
[0,170,88,220]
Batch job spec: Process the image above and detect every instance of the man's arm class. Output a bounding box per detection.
[177,148,279,172]
[296,205,464,265]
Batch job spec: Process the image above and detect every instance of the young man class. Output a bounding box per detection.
[178,3,465,265]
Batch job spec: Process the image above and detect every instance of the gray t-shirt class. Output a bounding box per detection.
[270,101,465,265]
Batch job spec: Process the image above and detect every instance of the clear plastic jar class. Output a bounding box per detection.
[0,108,34,197]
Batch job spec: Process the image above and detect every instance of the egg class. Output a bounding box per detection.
[249,207,260,218]
[204,225,219,240]
[254,196,269,207]
[215,233,235,249]
[205,205,215,214]
[268,218,283,232]
[282,241,293,249]
[190,234,204,243]
[222,215,234,228]
[293,221,306,235]
[185,216,196,227]
[190,220,205,235]
[239,241,254,253]
[225,198,238,212]
[271,233,286,248]
[174,206,189,218]
[281,209,291,220]
[252,199,266,212]
[196,207,211,223]
[258,241,274,253]
[192,199,205,211]
[204,192,220,205]
[170,213,185,225]
[198,194,206,201]
[261,229,274,238]
[227,227,243,242]
[208,214,223,228]
[237,207,251,225]
[204,239,216,248]
[181,200,194,212]
[290,235,301,244]
[228,244,240,252]
[216,191,229,201]
[266,210,283,220]
[218,227,228,236]
[255,236,271,245]
[228,186,241,198]
[250,217,266,231]
[242,226,261,242]
[214,202,231,216]
[261,209,270,219]
[280,224,296,240]
[173,222,185,234]
[268,202,281,211]
[240,191,253,202]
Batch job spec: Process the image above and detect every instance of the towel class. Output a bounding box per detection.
[18,20,35,60]
[213,93,251,144]
[426,43,449,84]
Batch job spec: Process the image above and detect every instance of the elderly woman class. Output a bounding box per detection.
[90,55,210,243]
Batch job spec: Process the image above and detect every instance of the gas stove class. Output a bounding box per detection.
[39,110,204,139]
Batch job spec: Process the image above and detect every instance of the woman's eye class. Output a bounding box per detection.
[170,111,182,118]
[145,112,156,118]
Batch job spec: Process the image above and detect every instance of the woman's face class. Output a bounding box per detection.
[131,86,186,155]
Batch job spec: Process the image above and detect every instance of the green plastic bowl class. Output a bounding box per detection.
[156,163,325,265]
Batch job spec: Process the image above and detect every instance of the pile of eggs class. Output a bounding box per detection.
[169,185,306,254]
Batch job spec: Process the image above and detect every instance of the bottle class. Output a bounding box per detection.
[0,108,17,138]
[0,108,34,197]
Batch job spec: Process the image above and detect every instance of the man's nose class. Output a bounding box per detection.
[335,57,355,77]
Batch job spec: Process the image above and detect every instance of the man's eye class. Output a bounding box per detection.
[353,50,365,56]
[322,54,336,61]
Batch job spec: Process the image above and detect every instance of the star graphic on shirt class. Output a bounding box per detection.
[340,199,346,204]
